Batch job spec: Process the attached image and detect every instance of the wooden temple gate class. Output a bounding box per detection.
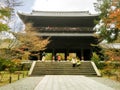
[18,11,98,61]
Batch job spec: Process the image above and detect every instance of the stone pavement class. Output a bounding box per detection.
[90,77,120,90]
[0,75,120,90]
[34,75,114,90]
[0,76,44,90]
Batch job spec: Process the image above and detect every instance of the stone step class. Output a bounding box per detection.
[31,61,97,76]
[32,70,96,74]
[33,69,95,72]
[34,67,94,70]
[35,61,92,65]
[32,72,96,75]
[35,62,92,67]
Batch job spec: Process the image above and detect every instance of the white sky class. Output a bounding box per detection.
[16,0,98,14]
[33,0,97,14]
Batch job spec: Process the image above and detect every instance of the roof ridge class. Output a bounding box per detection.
[32,10,90,13]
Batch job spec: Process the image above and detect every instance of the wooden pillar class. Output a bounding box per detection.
[90,48,93,60]
[40,51,43,60]
[81,49,84,61]
[53,50,58,61]
[76,50,81,60]
[65,49,69,61]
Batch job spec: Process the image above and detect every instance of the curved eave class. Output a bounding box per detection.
[18,11,99,17]
[37,33,94,37]
[18,12,99,27]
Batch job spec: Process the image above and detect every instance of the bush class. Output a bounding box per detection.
[91,52,100,66]
[91,52,106,69]
[103,69,113,78]
[112,61,120,69]
[0,58,8,71]
[0,58,22,73]
[98,62,106,69]
[20,63,31,71]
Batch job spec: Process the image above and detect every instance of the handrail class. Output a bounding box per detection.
[28,61,36,76]
[91,61,101,77]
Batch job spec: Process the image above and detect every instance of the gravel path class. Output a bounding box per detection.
[90,77,120,90]
[0,76,44,90]
[34,75,114,90]
[0,76,120,90]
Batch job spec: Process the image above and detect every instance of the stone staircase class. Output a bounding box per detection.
[30,61,100,76]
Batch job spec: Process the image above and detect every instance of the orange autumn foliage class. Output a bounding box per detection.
[108,8,120,29]
[106,0,120,29]
[105,49,120,61]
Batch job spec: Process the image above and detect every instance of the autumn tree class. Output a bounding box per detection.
[93,0,120,76]
[0,0,23,58]
[104,49,120,61]
[0,1,49,61]
[13,23,50,60]
[94,0,120,43]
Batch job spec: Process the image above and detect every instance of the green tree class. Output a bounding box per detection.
[0,0,22,32]
[0,6,11,32]
[91,52,100,67]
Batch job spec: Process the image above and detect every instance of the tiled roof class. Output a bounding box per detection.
[100,43,120,49]
[18,11,99,17]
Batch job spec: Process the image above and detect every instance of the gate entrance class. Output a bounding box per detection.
[18,11,98,61]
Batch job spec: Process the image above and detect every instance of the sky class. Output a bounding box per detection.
[16,0,98,14]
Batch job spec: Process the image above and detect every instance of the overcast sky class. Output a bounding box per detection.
[16,0,98,14]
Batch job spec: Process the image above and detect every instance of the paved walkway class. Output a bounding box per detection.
[0,77,44,90]
[34,75,114,90]
[0,75,120,90]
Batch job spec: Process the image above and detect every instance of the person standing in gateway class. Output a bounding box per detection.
[42,52,46,61]
[72,57,77,67]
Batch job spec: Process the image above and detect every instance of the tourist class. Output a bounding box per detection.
[57,55,61,61]
[71,57,77,67]
[42,56,45,62]
[76,59,81,66]
[42,52,46,61]
[52,56,55,61]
